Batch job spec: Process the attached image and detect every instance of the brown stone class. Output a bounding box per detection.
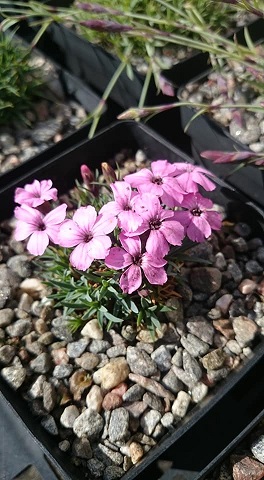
[190,267,222,293]
[232,455,264,480]
[213,319,235,340]
[102,392,123,411]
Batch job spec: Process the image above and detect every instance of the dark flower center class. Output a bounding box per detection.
[84,232,93,242]
[152,176,163,185]
[150,218,161,230]
[38,221,46,231]
[191,208,202,216]
[133,254,142,266]
[124,205,131,211]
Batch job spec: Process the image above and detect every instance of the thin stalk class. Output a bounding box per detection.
[88,57,129,138]
[138,62,153,109]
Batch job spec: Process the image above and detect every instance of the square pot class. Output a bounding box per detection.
[0,31,117,190]
[1,121,264,480]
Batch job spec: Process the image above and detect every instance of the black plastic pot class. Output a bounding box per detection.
[0,37,117,191]
[177,19,264,209]
[1,121,264,480]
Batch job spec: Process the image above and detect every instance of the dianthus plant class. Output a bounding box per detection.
[13,160,222,331]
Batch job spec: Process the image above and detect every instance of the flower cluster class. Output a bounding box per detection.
[14,160,222,295]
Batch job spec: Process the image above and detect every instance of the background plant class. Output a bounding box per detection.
[0,31,44,125]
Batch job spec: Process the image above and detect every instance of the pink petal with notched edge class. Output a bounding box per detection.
[206,211,222,230]
[142,263,167,285]
[151,160,178,177]
[14,221,37,241]
[73,205,97,231]
[27,231,50,256]
[99,200,122,216]
[44,204,67,225]
[14,205,43,224]
[143,253,167,268]
[146,230,170,257]
[120,264,142,294]
[105,247,132,270]
[92,213,117,235]
[70,243,93,271]
[186,216,211,242]
[119,234,141,257]
[45,225,60,244]
[118,210,143,232]
[86,235,111,259]
[58,220,85,247]
[111,181,132,205]
[124,169,153,188]
[160,220,185,246]
[134,193,160,219]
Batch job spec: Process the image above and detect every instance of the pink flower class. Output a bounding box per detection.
[105,233,167,294]
[99,181,142,232]
[124,160,185,207]
[14,179,58,208]
[132,193,185,257]
[172,163,216,193]
[58,206,117,271]
[14,203,67,255]
[174,193,222,242]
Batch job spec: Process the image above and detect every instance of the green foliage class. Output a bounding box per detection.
[39,246,171,332]
[0,33,44,125]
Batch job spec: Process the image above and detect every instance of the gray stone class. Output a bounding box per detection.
[87,458,105,478]
[72,437,92,459]
[180,334,209,357]
[89,339,111,353]
[73,409,104,439]
[122,384,145,402]
[1,365,26,389]
[53,364,73,378]
[7,255,32,278]
[6,319,32,337]
[41,415,58,435]
[162,369,184,394]
[172,391,191,418]
[75,352,100,371]
[103,466,124,480]
[186,316,215,345]
[128,373,175,401]
[66,338,89,358]
[109,408,130,443]
[107,345,127,357]
[0,308,14,327]
[30,353,52,374]
[28,375,46,398]
[191,382,208,403]
[182,350,202,383]
[161,412,174,428]
[251,434,264,463]
[143,392,164,413]
[190,267,222,293]
[232,316,258,346]
[51,316,74,342]
[0,344,16,364]
[43,381,57,412]
[126,346,157,377]
[60,405,80,428]
[140,409,162,436]
[165,297,184,323]
[96,444,123,466]
[151,345,172,372]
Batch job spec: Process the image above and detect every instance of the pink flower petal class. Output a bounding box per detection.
[44,204,67,226]
[151,160,177,177]
[124,169,153,188]
[58,220,85,247]
[92,213,117,235]
[143,253,167,268]
[111,181,132,206]
[27,231,49,256]
[14,205,43,225]
[146,230,170,257]
[187,216,211,242]
[118,210,143,232]
[142,263,167,285]
[73,206,97,231]
[120,264,142,294]
[206,211,222,230]
[160,220,185,246]
[119,234,141,258]
[99,201,122,216]
[45,225,60,244]
[70,243,93,271]
[105,247,132,269]
[87,235,111,259]
[14,221,36,241]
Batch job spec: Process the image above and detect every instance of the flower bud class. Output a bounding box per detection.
[101,162,117,184]
[80,164,98,195]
